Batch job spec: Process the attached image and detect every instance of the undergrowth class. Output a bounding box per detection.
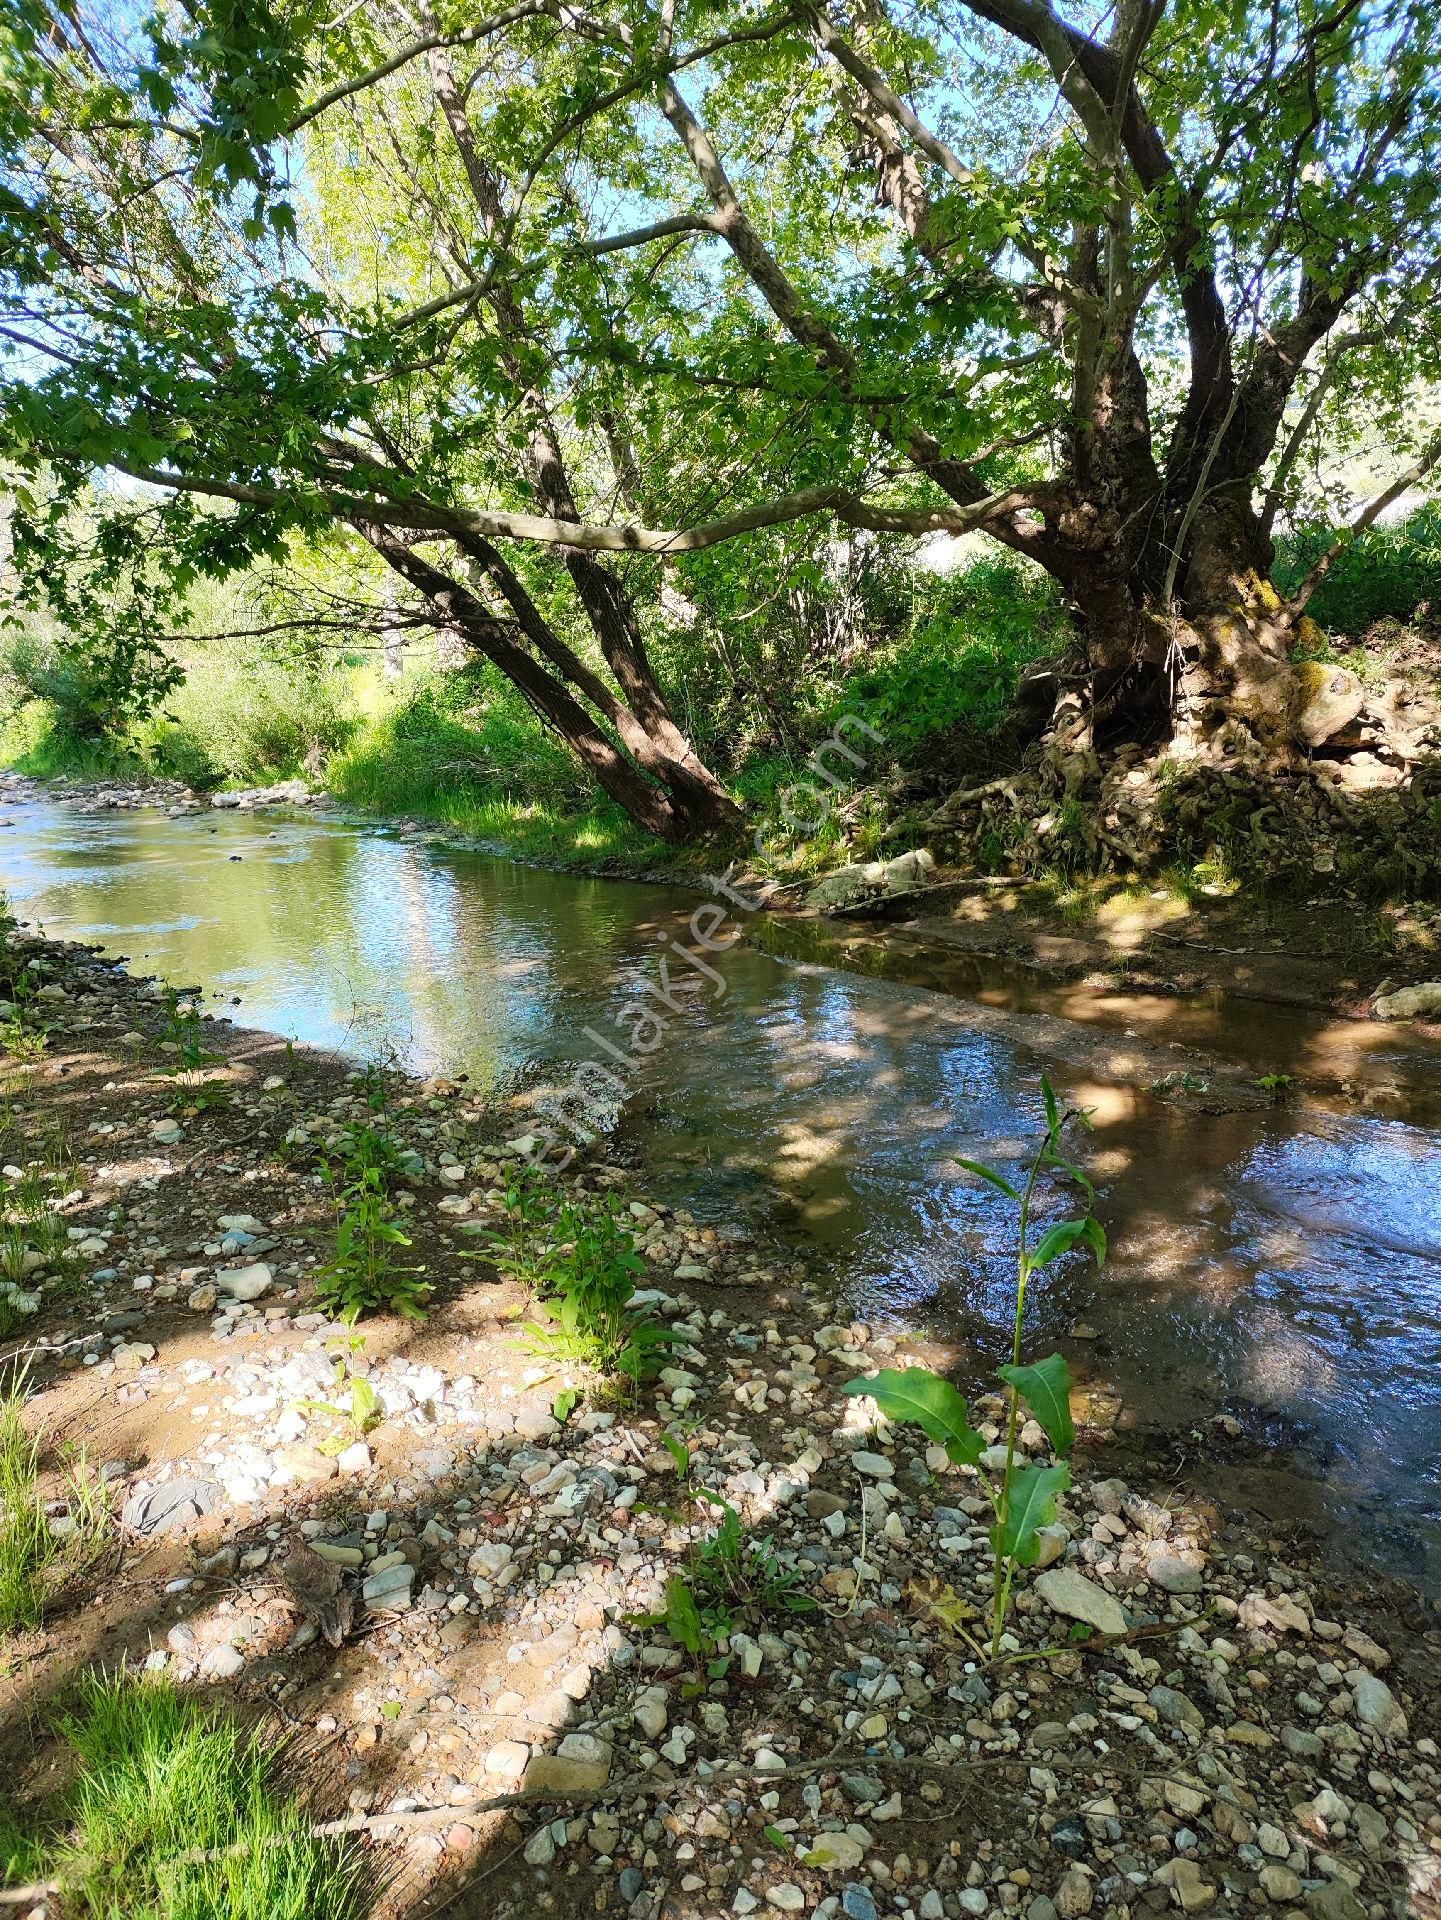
[0,1669,360,1918]
[0,1382,109,1634]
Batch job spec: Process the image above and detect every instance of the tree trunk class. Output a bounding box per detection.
[1055,485,1362,766]
[359,526,691,842]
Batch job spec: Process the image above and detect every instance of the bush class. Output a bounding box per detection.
[1273,501,1441,635]
[831,552,1066,756]
[136,642,356,788]
[327,666,590,815]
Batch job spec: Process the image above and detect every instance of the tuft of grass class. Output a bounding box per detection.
[0,1385,109,1634]
[10,1669,361,1919]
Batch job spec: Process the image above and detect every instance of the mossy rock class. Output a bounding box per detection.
[1292,657,1364,746]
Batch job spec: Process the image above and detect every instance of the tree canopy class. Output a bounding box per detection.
[2,0,1440,831]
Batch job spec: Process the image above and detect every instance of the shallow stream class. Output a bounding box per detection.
[3,797,1439,1587]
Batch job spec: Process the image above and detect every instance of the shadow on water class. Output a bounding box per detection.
[2,795,1440,1588]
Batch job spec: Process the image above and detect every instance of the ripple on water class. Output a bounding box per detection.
[4,794,1441,1587]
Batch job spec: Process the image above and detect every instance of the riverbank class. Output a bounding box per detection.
[27,768,1441,1026]
[0,904,1438,1919]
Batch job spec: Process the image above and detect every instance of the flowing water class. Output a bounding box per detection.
[3,795,1440,1587]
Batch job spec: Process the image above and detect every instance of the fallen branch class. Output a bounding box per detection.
[0,1727,1197,1905]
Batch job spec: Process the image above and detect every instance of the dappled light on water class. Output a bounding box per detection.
[3,796,1441,1582]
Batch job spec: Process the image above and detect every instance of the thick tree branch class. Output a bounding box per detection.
[111,459,1039,551]
[583,211,720,255]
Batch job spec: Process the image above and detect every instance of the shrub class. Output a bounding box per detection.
[137,642,356,788]
[1273,500,1441,634]
[829,552,1066,759]
[326,666,590,815]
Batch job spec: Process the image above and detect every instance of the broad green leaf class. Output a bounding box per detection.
[842,1367,984,1465]
[552,1386,580,1422]
[664,1576,704,1656]
[952,1156,1021,1201]
[993,1462,1070,1567]
[1026,1214,1106,1275]
[998,1352,1075,1456]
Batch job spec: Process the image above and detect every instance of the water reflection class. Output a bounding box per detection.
[1,798,1439,1585]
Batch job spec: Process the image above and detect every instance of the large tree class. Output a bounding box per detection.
[2,0,1439,829]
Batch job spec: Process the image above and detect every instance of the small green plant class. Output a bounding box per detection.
[1150,1069,1208,1096]
[1,1021,47,1062]
[330,1119,408,1186]
[313,1168,428,1324]
[0,1383,110,1634]
[473,1165,562,1289]
[1255,1071,1293,1102]
[517,1194,684,1386]
[295,1337,385,1449]
[634,1443,815,1673]
[2,1669,360,1918]
[844,1078,1105,1656]
[153,987,226,1110]
[692,1490,816,1626]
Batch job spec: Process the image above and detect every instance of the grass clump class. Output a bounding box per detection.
[481,1171,687,1391]
[5,1669,361,1919]
[0,1384,109,1634]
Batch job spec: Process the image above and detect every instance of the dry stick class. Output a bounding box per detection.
[0,1739,1187,1904]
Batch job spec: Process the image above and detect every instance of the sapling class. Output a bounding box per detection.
[843,1076,1105,1655]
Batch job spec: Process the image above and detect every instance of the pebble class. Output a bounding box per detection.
[1034,1568,1128,1636]
[849,1451,894,1479]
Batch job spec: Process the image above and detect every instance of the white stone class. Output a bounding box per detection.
[1034,1568,1128,1637]
[765,1887,805,1914]
[633,1687,669,1740]
[804,1833,864,1870]
[1353,1673,1407,1738]
[215,1261,272,1302]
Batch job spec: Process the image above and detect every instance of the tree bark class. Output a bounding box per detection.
[359,525,691,841]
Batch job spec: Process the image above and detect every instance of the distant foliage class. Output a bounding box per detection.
[140,641,354,788]
[1274,502,1441,634]
[834,555,1066,753]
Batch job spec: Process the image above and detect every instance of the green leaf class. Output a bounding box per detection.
[1026,1215,1106,1275]
[660,1430,691,1475]
[1041,1074,1060,1134]
[552,1386,580,1422]
[952,1156,1021,1201]
[842,1368,984,1466]
[993,1462,1070,1567]
[663,1575,705,1657]
[998,1352,1074,1456]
